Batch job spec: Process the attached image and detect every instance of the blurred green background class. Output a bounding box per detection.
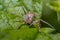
[0,0,60,40]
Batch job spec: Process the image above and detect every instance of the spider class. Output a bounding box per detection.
[22,7,55,32]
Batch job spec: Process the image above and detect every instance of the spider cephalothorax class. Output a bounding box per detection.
[24,12,35,24]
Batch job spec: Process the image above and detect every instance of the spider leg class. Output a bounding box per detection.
[40,19,55,30]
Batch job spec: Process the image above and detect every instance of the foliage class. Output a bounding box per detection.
[0,0,60,40]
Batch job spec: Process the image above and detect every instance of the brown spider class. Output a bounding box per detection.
[23,7,55,32]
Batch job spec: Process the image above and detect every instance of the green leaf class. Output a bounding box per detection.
[5,25,38,40]
[35,28,54,40]
[42,0,60,32]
